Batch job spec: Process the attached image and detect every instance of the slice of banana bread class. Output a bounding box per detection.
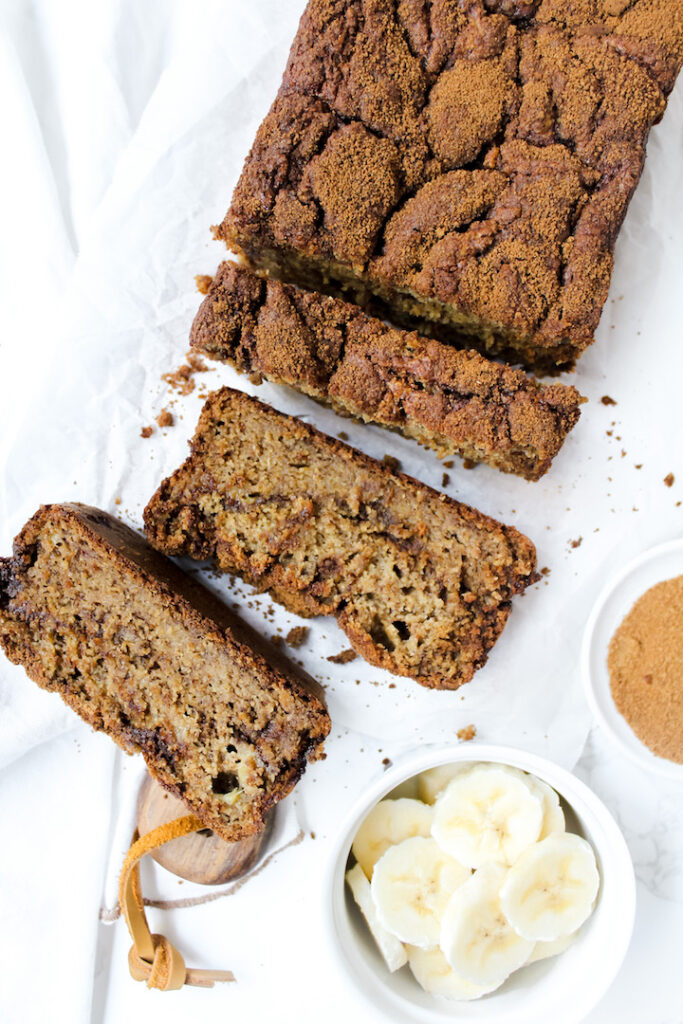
[0,503,330,840]
[191,261,583,481]
[144,389,538,690]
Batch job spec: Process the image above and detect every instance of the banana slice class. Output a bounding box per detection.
[500,832,599,942]
[406,944,501,1001]
[527,776,565,839]
[440,862,534,986]
[526,931,578,965]
[345,864,408,972]
[500,766,565,839]
[417,764,467,805]
[432,765,543,868]
[352,798,433,879]
[371,836,470,948]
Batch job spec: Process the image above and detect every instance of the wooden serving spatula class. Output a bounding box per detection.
[136,774,274,885]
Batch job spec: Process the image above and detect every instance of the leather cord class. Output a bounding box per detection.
[118,814,236,990]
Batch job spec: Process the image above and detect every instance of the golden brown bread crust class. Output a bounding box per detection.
[220,0,683,371]
[191,261,584,480]
[143,388,539,690]
[0,503,330,840]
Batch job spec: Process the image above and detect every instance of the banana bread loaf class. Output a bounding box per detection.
[191,261,583,480]
[144,388,538,690]
[0,503,330,840]
[220,0,683,371]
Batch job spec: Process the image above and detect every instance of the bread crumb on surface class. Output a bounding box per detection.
[156,408,174,428]
[195,274,213,295]
[569,537,583,549]
[664,473,675,487]
[327,648,358,664]
[442,472,450,487]
[162,350,211,395]
[600,395,617,406]
[140,426,153,439]
[285,626,309,648]
[382,454,400,472]
[457,724,477,742]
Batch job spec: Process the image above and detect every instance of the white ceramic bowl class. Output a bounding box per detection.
[582,539,683,781]
[326,744,635,1024]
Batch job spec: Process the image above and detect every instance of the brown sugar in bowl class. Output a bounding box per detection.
[608,576,683,765]
[582,540,683,781]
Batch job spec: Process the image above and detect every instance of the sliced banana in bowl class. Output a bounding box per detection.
[331,745,634,1024]
[440,862,535,987]
[500,832,600,942]
[431,765,545,868]
[371,837,470,948]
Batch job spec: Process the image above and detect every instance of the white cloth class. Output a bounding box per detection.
[0,2,682,1022]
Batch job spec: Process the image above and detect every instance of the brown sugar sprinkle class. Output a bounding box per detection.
[457,724,476,742]
[664,473,675,487]
[156,408,174,428]
[600,395,617,406]
[327,648,358,664]
[195,274,213,295]
[140,426,153,439]
[608,576,683,764]
[285,626,309,648]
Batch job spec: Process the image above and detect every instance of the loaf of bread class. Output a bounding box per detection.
[0,503,330,840]
[144,388,538,690]
[221,0,683,371]
[191,262,584,481]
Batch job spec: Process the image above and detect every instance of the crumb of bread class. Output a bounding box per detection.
[327,648,358,664]
[457,724,476,742]
[286,626,309,648]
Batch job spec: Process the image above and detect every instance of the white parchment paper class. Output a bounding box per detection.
[1,3,682,1022]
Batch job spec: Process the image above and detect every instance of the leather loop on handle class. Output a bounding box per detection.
[119,814,235,990]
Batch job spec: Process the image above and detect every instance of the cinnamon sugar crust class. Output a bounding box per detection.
[220,0,683,371]
[191,261,584,480]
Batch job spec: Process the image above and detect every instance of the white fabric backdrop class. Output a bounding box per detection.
[1,2,682,1022]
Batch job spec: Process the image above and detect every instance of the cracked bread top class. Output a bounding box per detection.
[221,0,683,368]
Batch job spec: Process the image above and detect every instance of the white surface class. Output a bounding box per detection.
[0,2,682,1023]
[583,541,683,781]
[327,746,635,1024]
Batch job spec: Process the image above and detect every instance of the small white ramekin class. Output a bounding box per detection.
[325,744,635,1024]
[582,538,683,781]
